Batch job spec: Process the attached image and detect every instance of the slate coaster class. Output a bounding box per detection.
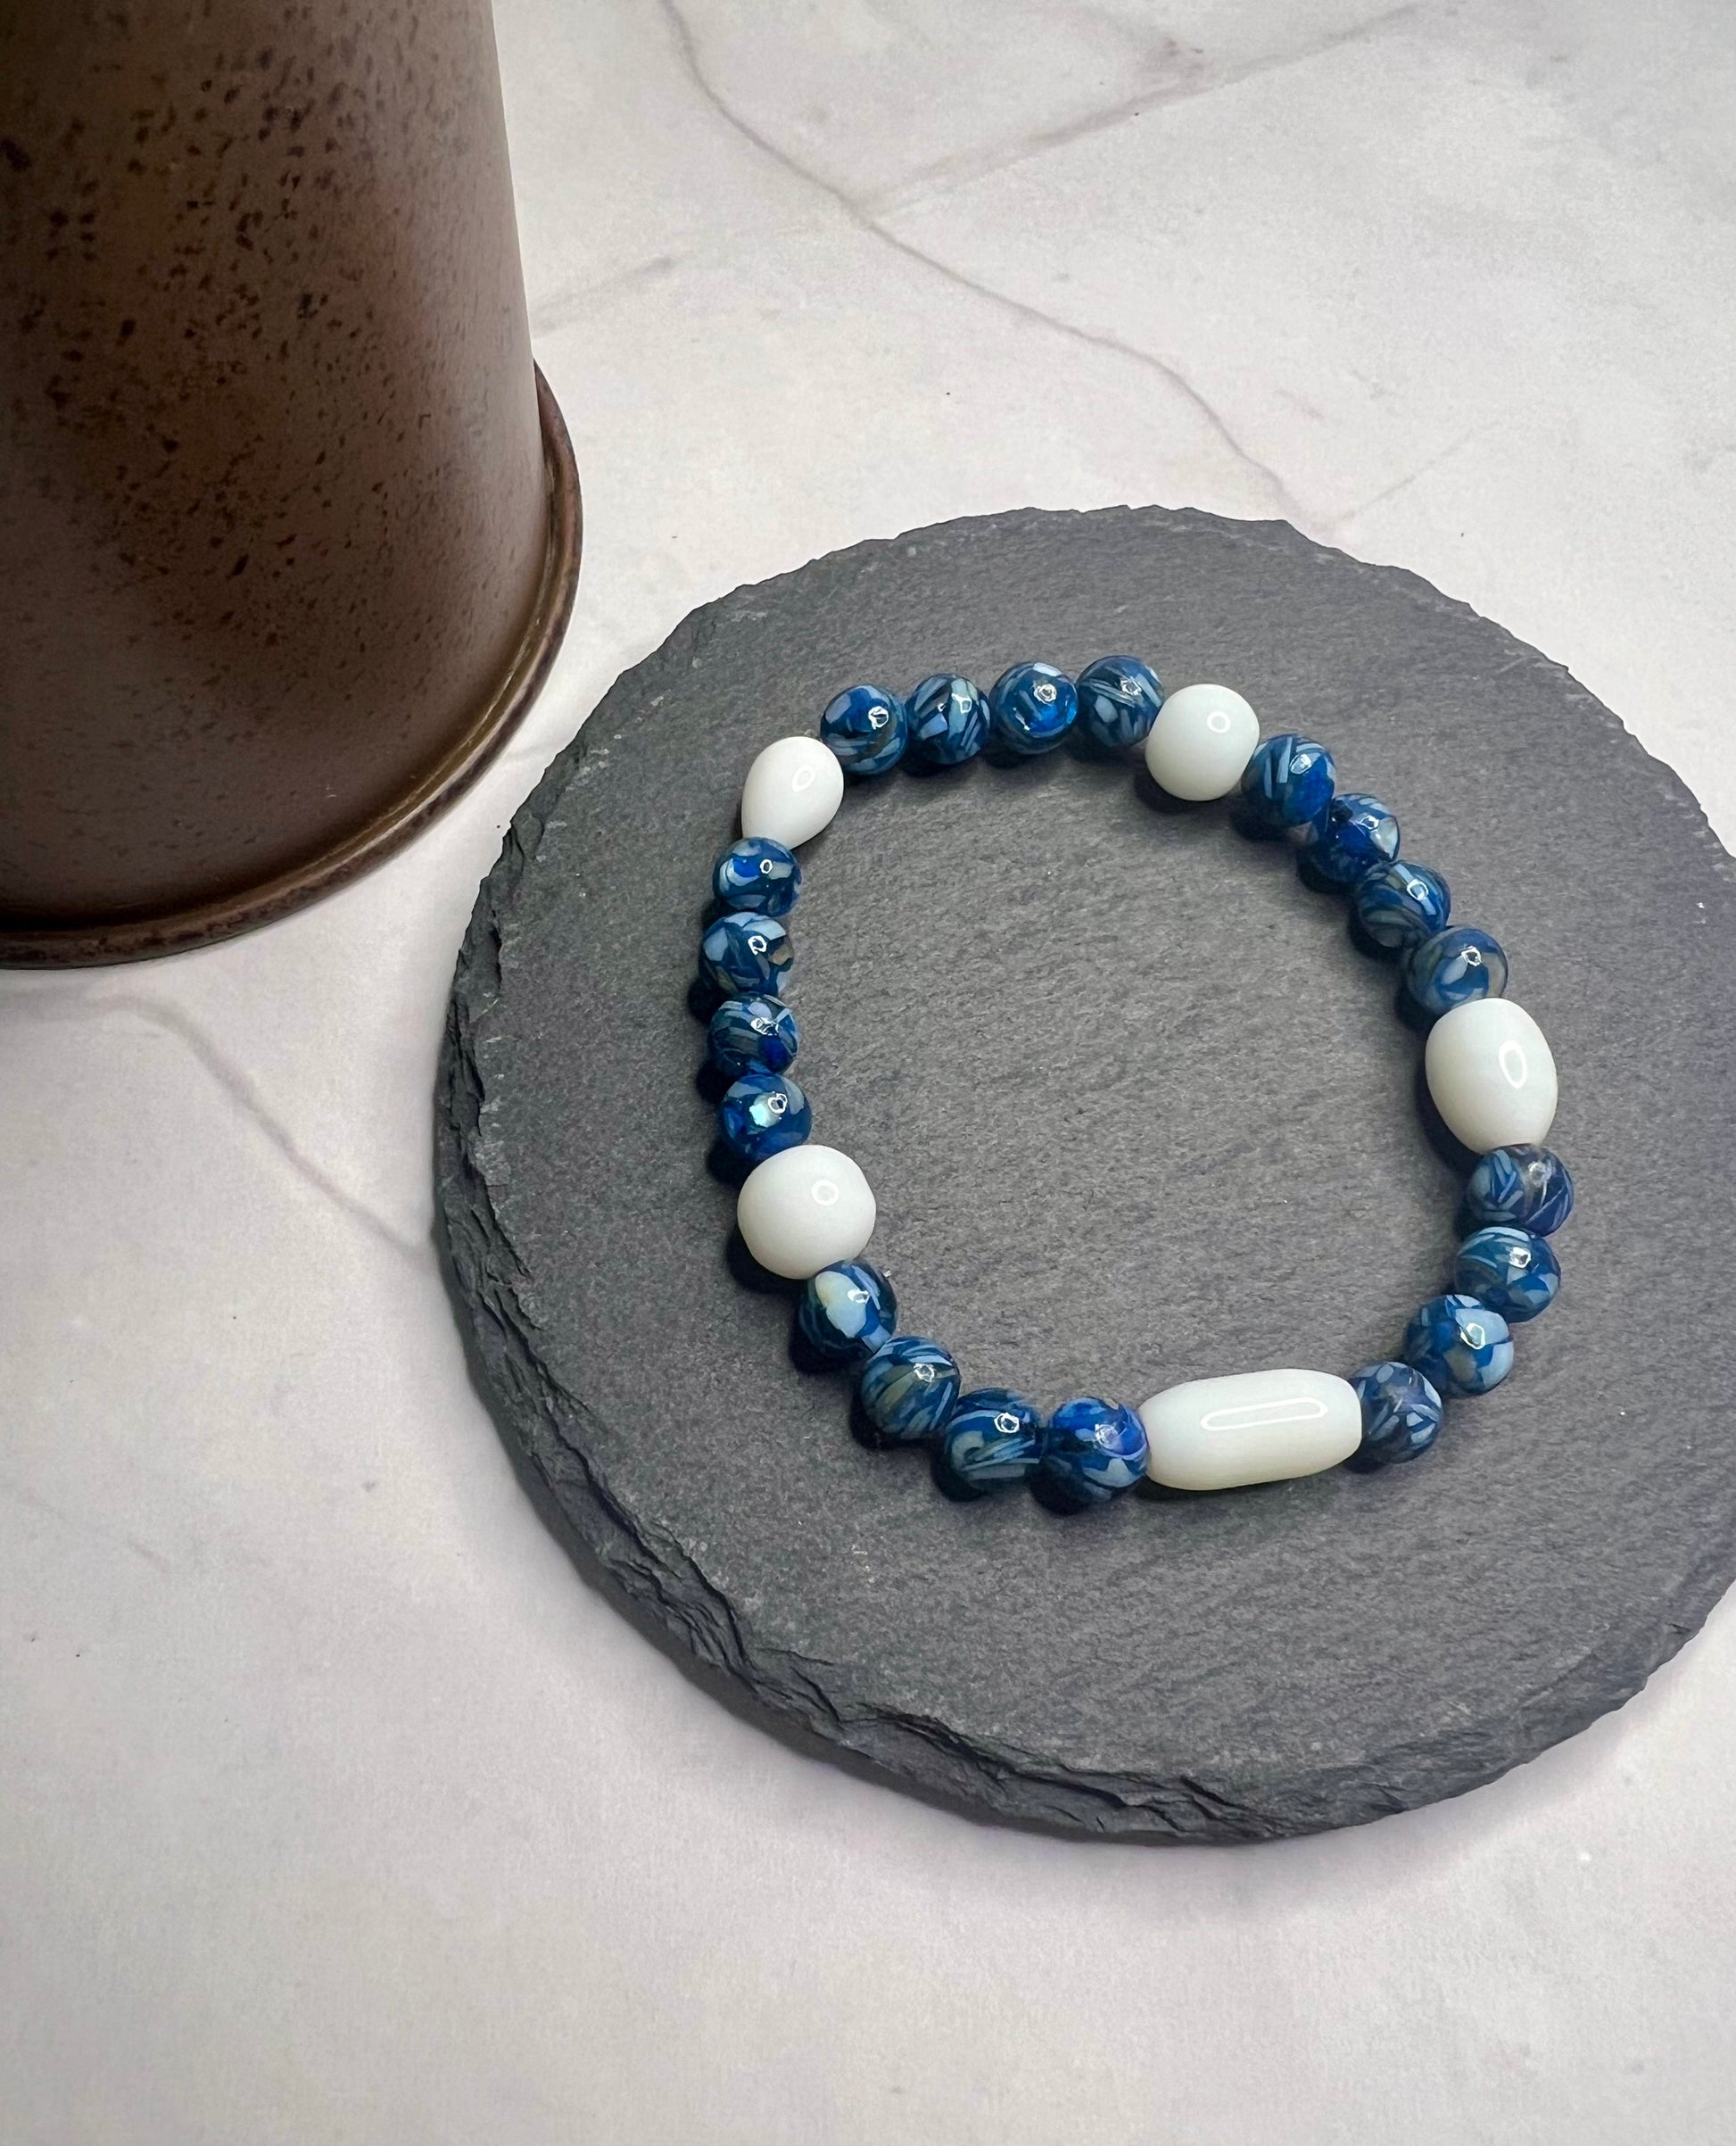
[435,507,1736,1842]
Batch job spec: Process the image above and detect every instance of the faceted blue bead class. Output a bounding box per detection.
[716,1069,810,1165]
[712,836,800,917]
[938,1388,1042,1493]
[1240,733,1336,829]
[1075,655,1164,750]
[820,684,907,775]
[858,1336,960,1443]
[1404,926,1509,1016]
[798,1261,897,1363]
[1454,1226,1560,1323]
[1462,1144,1574,1237]
[1353,859,1451,952]
[1302,791,1400,886]
[1403,1292,1513,1396]
[1039,1396,1148,1504]
[907,674,990,765]
[707,995,799,1078]
[1347,1361,1444,1469]
[988,661,1078,755]
[700,909,792,998]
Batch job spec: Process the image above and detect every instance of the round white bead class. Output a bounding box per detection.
[1424,998,1558,1152]
[1142,683,1261,801]
[740,735,845,848]
[1140,1369,1361,1490]
[737,1143,875,1279]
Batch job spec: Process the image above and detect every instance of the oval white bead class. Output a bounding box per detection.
[740,735,845,848]
[737,1143,875,1279]
[1142,682,1261,801]
[1424,997,1558,1151]
[1140,1369,1360,1491]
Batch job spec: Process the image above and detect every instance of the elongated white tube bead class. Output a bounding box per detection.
[1140,1369,1361,1490]
[737,1144,875,1279]
[1142,683,1261,801]
[740,736,845,848]
[1424,998,1558,1152]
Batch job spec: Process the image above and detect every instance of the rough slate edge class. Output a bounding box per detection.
[434,505,1734,1844]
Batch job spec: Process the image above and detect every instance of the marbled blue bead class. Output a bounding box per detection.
[1075,654,1164,750]
[1302,791,1400,887]
[1453,1226,1560,1323]
[1039,1396,1149,1504]
[1347,1361,1444,1469]
[716,1069,810,1164]
[711,836,801,917]
[1239,733,1336,829]
[938,1388,1043,1493]
[858,1335,960,1443]
[700,909,792,998]
[798,1261,897,1362]
[820,683,907,775]
[988,661,1078,756]
[1404,926,1509,1016]
[707,995,799,1078]
[1462,1144,1574,1237]
[1353,859,1451,952]
[1403,1292,1513,1397]
[907,674,990,766]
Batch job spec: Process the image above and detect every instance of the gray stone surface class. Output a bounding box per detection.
[435,506,1736,1843]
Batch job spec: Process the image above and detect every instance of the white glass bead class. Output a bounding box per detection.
[1424,998,1558,1152]
[1142,683,1261,801]
[737,1143,875,1280]
[740,736,845,848]
[1139,1369,1360,1491]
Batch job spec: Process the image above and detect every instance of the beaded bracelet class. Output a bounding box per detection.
[691,659,1573,1508]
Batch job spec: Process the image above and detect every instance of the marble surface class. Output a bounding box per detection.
[4,2,1734,2139]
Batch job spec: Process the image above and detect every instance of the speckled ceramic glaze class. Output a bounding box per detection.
[0,0,570,962]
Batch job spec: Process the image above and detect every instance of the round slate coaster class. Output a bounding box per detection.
[435,507,1736,1843]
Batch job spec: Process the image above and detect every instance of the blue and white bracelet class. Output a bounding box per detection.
[692,659,1573,1507]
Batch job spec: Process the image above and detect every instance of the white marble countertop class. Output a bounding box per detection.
[5,3,1736,2140]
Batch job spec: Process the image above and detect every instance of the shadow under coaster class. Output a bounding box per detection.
[436,506,1736,1843]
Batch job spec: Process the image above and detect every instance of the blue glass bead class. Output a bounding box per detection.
[707,995,799,1078]
[1075,655,1164,750]
[1453,1226,1560,1323]
[1039,1396,1149,1504]
[988,661,1078,756]
[1301,791,1400,887]
[711,836,800,917]
[798,1261,897,1363]
[700,909,792,998]
[938,1388,1042,1493]
[716,1069,810,1165]
[907,674,990,766]
[820,684,907,776]
[1239,733,1336,830]
[1403,1292,1513,1396]
[859,1336,960,1442]
[1462,1144,1574,1237]
[1353,859,1451,952]
[1347,1361,1444,1469]
[1404,926,1509,1016]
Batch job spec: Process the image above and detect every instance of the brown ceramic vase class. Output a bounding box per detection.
[0,0,579,964]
